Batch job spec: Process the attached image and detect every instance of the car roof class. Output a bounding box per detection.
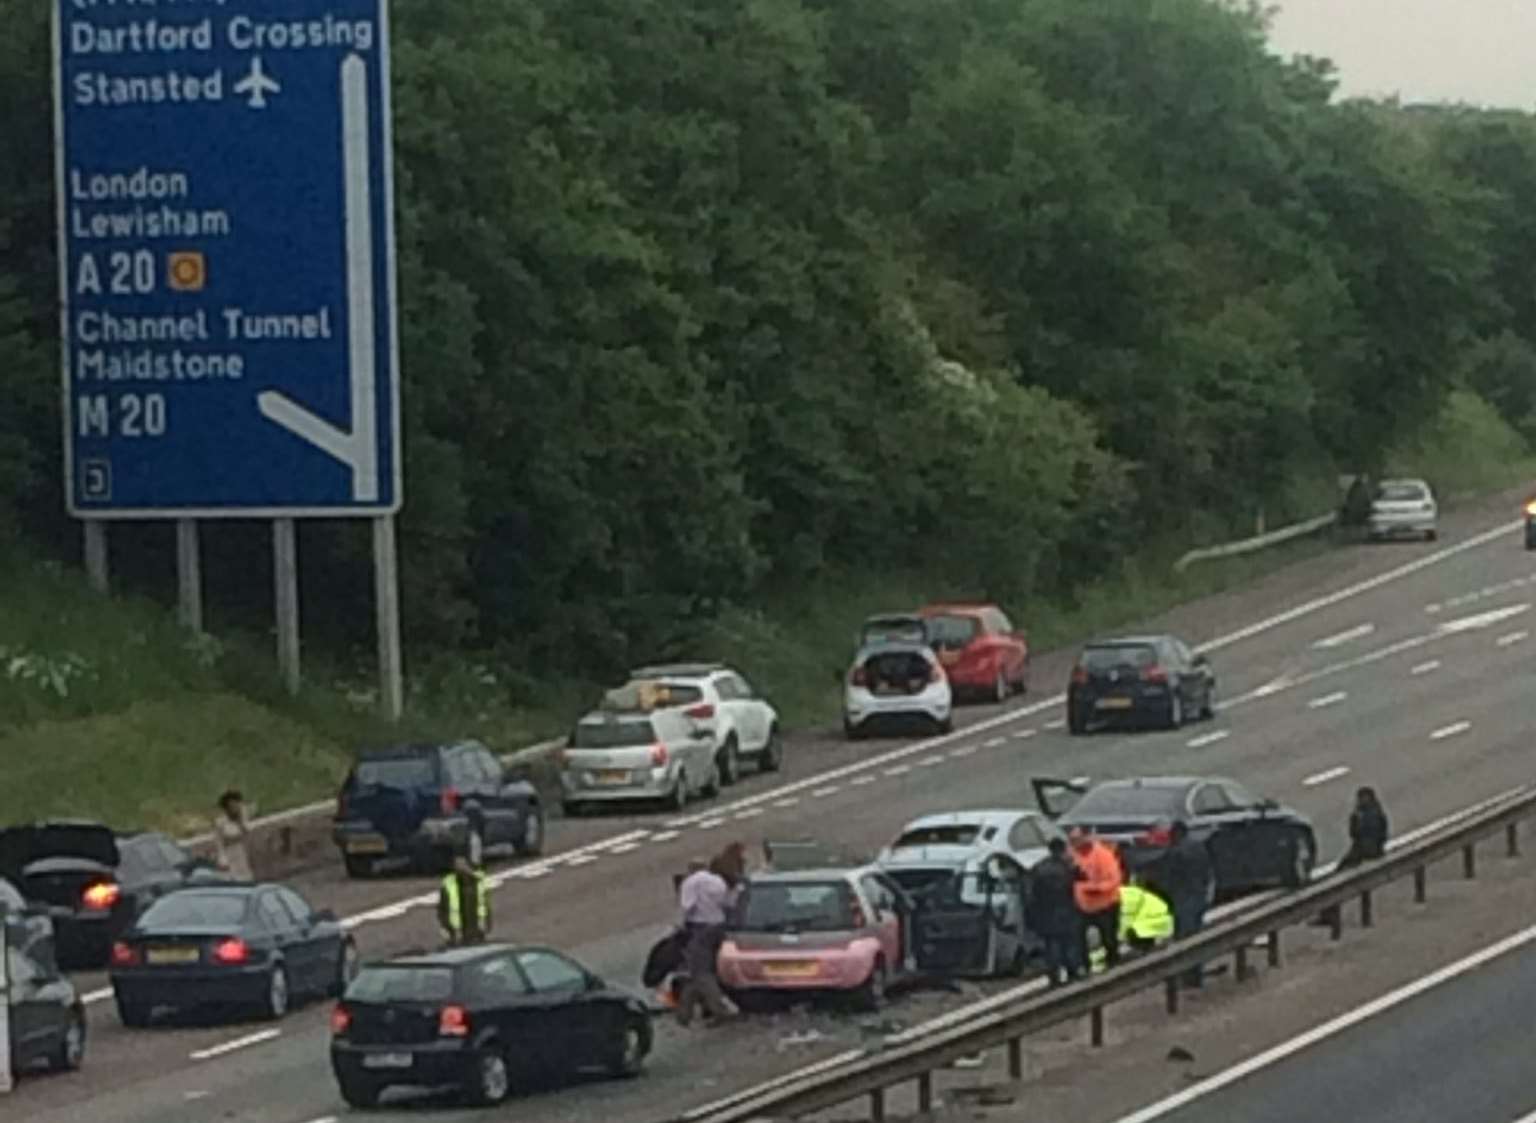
[899,810,1025,830]
[919,604,993,616]
[356,743,455,759]
[1087,776,1217,793]
[748,867,869,884]
[1086,635,1169,648]
[1379,477,1430,488]
[629,663,727,679]
[382,942,540,968]
[577,708,656,725]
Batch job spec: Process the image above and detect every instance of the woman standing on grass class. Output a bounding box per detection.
[213,788,255,881]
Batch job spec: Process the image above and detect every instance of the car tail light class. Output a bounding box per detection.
[849,667,868,687]
[440,787,461,815]
[110,941,141,967]
[438,1004,471,1037]
[212,937,250,965]
[82,881,121,911]
[928,662,944,683]
[1071,667,1089,686]
[650,743,669,768]
[849,901,868,928]
[1140,665,1168,683]
[684,703,716,720]
[1138,827,1172,848]
[336,792,349,819]
[330,1004,352,1036]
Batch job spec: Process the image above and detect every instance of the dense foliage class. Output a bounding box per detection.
[2,0,1534,684]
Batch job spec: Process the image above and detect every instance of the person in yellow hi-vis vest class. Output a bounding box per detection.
[1086,877,1173,972]
[438,854,491,947]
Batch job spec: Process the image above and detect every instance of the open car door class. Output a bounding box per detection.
[910,853,1031,977]
[1030,776,1093,821]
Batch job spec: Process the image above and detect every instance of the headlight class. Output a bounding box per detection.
[1524,500,1536,517]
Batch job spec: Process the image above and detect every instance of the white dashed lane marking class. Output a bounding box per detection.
[1431,721,1472,741]
[651,830,681,843]
[1187,730,1230,748]
[733,808,763,820]
[949,746,978,759]
[917,757,945,768]
[697,818,725,830]
[1412,660,1441,675]
[1014,729,1038,740]
[985,737,1007,748]
[772,797,799,809]
[1498,630,1529,647]
[1309,692,1348,710]
[1313,622,1375,649]
[885,765,911,776]
[1044,719,1066,731]
[812,787,840,798]
[567,853,599,866]
[190,1029,281,1061]
[1304,766,1352,787]
[852,775,877,786]
[609,841,642,854]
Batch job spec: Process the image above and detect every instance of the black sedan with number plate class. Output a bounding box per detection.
[107,884,357,1025]
[329,944,652,1109]
[1066,635,1216,734]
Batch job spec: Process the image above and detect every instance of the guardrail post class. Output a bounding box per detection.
[1164,977,1180,1014]
[1414,866,1427,903]
[1328,905,1343,941]
[1359,890,1374,928]
[1463,843,1477,879]
[1507,823,1520,857]
[1007,1037,1024,1079]
[1267,929,1282,967]
[1090,1006,1105,1047]
[1235,945,1249,981]
[870,1087,886,1122]
[917,1072,933,1113]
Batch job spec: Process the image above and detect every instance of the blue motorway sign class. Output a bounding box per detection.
[53,0,401,518]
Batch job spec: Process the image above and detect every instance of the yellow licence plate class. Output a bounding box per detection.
[346,836,389,854]
[1096,697,1134,710]
[595,769,630,785]
[762,961,820,979]
[146,946,201,965]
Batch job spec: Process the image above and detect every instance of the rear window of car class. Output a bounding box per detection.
[1377,483,1427,501]
[1080,644,1157,671]
[354,757,436,789]
[601,680,705,712]
[892,825,980,848]
[883,867,956,897]
[1070,785,1187,819]
[346,965,456,1003]
[572,718,656,749]
[924,615,979,650]
[139,892,249,928]
[861,618,928,646]
[737,881,856,932]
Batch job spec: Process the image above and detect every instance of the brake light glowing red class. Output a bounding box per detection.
[1138,827,1172,847]
[110,941,140,967]
[212,937,250,965]
[1140,666,1168,683]
[929,662,944,683]
[440,787,461,815]
[438,1004,471,1037]
[684,703,716,720]
[330,1004,352,1036]
[82,881,121,911]
[1071,667,1089,686]
[650,743,669,768]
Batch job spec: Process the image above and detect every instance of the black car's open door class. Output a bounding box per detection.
[909,855,1032,977]
[1030,777,1093,821]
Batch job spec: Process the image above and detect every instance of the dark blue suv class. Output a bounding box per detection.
[332,742,543,878]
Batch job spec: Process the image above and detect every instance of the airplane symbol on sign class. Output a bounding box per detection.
[233,56,281,109]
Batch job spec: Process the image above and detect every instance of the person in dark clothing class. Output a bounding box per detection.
[1028,838,1084,986]
[1159,821,1214,987]
[1337,787,1389,869]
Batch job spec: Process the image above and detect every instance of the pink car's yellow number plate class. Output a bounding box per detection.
[762,960,820,979]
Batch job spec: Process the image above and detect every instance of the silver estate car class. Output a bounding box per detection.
[1367,478,1438,542]
[559,708,719,816]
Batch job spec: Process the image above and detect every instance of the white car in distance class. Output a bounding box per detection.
[842,642,953,739]
[1367,477,1438,542]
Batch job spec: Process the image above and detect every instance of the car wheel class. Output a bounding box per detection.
[338,1076,382,1109]
[1165,692,1183,730]
[844,717,864,741]
[515,807,544,857]
[718,736,740,787]
[342,853,373,879]
[759,727,784,773]
[993,671,1009,704]
[1068,706,1086,736]
[1200,685,1216,721]
[562,801,586,818]
[261,964,290,1020]
[1426,528,1438,542]
[669,774,689,812]
[607,1017,650,1079]
[936,713,954,734]
[115,996,150,1028]
[467,1045,512,1106]
[1284,834,1316,888]
[332,939,360,997]
[53,1010,86,1071]
[855,959,887,1011]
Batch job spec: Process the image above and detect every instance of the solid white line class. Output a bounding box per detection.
[1498,630,1529,647]
[190,1029,281,1061]
[1431,721,1472,741]
[1313,622,1375,649]
[1108,923,1536,1123]
[300,1117,339,1123]
[1507,1111,1536,1123]
[651,830,681,843]
[1412,660,1441,675]
[1187,730,1230,748]
[1308,691,1348,710]
[1304,766,1351,787]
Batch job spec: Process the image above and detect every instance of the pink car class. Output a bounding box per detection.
[716,867,911,1008]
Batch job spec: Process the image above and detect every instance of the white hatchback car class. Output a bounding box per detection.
[603,663,782,786]
[843,642,953,739]
[1367,478,1438,541]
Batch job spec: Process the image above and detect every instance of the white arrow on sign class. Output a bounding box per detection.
[258,53,380,503]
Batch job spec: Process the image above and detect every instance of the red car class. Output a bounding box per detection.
[917,604,1029,703]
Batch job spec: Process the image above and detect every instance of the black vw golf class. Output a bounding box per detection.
[329,944,652,1109]
[108,884,356,1025]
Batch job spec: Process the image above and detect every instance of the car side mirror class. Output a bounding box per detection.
[585,972,604,992]
[1192,654,1208,667]
[314,908,337,924]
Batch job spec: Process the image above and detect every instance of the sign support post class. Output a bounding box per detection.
[374,514,403,721]
[83,522,108,594]
[0,918,12,1094]
[176,519,203,633]
[273,518,301,695]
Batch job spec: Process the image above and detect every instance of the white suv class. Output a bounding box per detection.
[602,663,783,785]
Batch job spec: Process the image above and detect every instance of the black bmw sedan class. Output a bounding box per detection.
[1066,635,1216,733]
[330,944,652,1109]
[108,884,357,1026]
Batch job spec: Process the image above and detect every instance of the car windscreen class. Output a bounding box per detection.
[601,680,704,712]
[923,614,979,650]
[736,881,856,933]
[137,892,249,929]
[1377,483,1426,502]
[354,757,436,790]
[1070,784,1187,820]
[893,825,981,848]
[1080,644,1157,671]
[572,719,655,749]
[346,965,456,1004]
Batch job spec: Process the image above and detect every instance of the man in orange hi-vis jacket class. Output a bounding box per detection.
[1070,827,1124,971]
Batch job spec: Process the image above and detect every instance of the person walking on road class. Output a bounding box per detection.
[1160,820,1214,987]
[675,850,740,1027]
[438,853,492,948]
[1028,838,1084,986]
[1070,828,1124,972]
[213,789,255,882]
[1337,787,1389,869]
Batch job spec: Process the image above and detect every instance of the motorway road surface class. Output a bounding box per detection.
[1117,930,1536,1123]
[11,487,1536,1123]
